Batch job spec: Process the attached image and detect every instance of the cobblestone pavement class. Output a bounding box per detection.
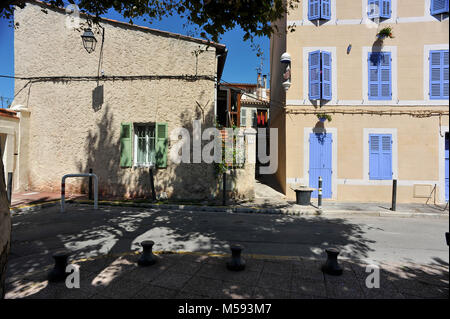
[5,252,449,299]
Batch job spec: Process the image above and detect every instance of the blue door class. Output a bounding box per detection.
[445,133,449,202]
[309,133,333,198]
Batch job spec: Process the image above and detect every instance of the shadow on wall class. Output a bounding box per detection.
[76,91,220,202]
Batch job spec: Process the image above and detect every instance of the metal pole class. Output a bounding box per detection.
[88,168,93,200]
[61,173,98,212]
[7,172,13,206]
[318,176,323,208]
[61,178,66,213]
[391,179,397,211]
[222,172,227,206]
[149,167,156,201]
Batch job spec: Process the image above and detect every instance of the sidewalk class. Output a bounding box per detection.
[10,191,449,219]
[5,251,448,299]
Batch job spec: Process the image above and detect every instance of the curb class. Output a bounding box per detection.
[11,199,449,219]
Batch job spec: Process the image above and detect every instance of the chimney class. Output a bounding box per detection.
[257,73,262,99]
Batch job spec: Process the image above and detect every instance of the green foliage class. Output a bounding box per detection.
[317,113,332,122]
[377,26,394,39]
[2,0,301,43]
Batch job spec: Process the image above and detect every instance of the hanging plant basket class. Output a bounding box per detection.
[377,26,394,40]
[317,114,332,122]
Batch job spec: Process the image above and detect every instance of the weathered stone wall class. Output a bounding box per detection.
[13,2,229,200]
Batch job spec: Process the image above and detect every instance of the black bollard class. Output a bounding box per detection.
[226,244,246,271]
[48,251,70,282]
[321,248,343,276]
[138,240,157,266]
[7,172,13,206]
[390,179,397,211]
[88,168,93,200]
[446,232,449,246]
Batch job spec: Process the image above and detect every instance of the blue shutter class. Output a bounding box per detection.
[309,0,320,20]
[321,0,331,20]
[369,134,393,180]
[444,51,449,99]
[368,0,381,18]
[321,51,332,100]
[380,135,393,180]
[431,0,449,15]
[380,0,391,18]
[309,50,321,100]
[430,51,443,99]
[430,50,448,100]
[380,52,392,99]
[368,52,380,100]
[369,135,381,180]
[369,52,391,100]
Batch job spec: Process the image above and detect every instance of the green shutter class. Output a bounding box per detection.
[155,122,168,168]
[120,123,132,167]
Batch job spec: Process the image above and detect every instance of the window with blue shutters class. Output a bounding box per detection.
[309,0,331,21]
[431,0,449,15]
[369,134,393,180]
[368,52,392,100]
[309,50,332,100]
[430,50,449,100]
[368,0,391,19]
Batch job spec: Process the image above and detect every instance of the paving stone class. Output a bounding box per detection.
[390,278,449,299]
[290,275,327,298]
[261,260,293,275]
[126,261,174,284]
[197,262,260,287]
[174,291,210,299]
[151,271,193,290]
[213,283,254,299]
[323,274,366,299]
[167,261,203,275]
[134,285,178,299]
[293,259,324,281]
[256,272,292,292]
[252,287,290,299]
[96,277,147,299]
[181,275,226,297]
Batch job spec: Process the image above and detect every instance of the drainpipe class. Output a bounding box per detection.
[215,54,223,122]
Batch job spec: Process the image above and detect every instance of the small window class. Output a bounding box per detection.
[431,0,449,15]
[308,0,331,21]
[368,0,391,19]
[134,124,156,167]
[240,108,247,127]
[430,50,449,100]
[308,50,332,100]
[368,52,392,100]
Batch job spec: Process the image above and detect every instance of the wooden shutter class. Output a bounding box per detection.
[309,0,320,20]
[309,50,321,100]
[369,134,392,180]
[368,0,381,18]
[380,52,392,99]
[155,122,168,168]
[431,0,449,15]
[120,123,132,168]
[380,0,391,18]
[321,51,332,100]
[430,50,449,100]
[321,0,331,20]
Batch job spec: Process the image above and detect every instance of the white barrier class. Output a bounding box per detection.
[61,173,98,213]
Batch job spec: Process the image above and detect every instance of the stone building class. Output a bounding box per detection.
[270,0,449,203]
[12,0,256,200]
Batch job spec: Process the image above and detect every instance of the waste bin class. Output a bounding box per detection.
[294,188,314,206]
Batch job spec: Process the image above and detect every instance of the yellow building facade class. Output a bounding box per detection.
[270,0,449,203]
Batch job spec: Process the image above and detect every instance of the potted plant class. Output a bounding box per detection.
[317,113,332,122]
[377,26,394,39]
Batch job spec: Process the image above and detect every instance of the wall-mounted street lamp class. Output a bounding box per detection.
[280,52,291,91]
[81,28,97,53]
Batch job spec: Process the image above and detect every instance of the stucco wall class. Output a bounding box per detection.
[13,2,233,200]
[272,0,449,203]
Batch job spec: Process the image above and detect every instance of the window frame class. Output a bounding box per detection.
[133,123,156,167]
[368,51,392,101]
[429,49,449,100]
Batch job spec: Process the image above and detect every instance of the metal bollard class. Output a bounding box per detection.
[222,172,227,206]
[48,251,70,282]
[88,168,93,200]
[318,176,323,208]
[321,248,343,276]
[226,244,246,271]
[6,172,13,206]
[390,179,397,211]
[137,241,157,266]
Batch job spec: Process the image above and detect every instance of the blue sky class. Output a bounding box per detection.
[0,4,269,108]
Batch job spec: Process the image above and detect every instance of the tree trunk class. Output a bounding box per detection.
[0,157,11,298]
